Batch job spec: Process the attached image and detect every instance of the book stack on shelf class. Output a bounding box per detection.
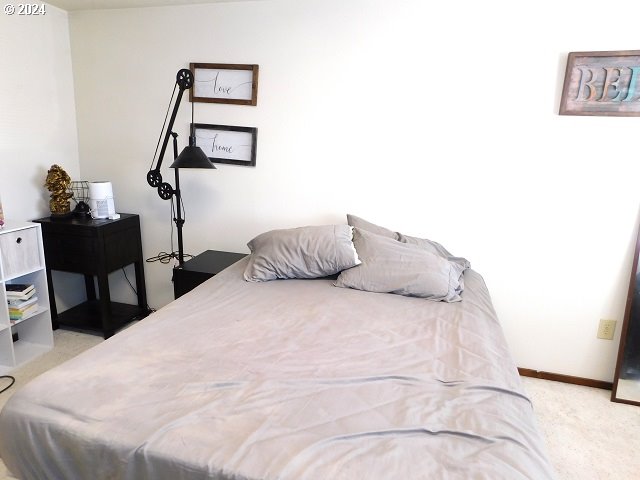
[6,284,38,324]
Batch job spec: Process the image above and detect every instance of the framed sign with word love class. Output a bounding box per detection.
[192,123,257,166]
[559,50,640,116]
[190,63,259,106]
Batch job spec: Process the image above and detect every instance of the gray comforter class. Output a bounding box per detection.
[0,258,555,479]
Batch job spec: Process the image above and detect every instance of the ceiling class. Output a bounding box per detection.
[46,0,257,11]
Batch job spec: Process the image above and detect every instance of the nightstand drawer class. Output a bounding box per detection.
[41,233,96,273]
[0,226,41,279]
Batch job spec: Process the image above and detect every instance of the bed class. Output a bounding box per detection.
[0,219,555,479]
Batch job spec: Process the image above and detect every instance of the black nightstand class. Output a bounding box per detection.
[173,250,247,299]
[34,214,150,339]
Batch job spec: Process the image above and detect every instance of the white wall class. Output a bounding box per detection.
[0,5,86,310]
[0,6,80,221]
[68,0,640,381]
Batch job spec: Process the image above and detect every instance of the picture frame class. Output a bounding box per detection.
[559,50,640,116]
[190,63,259,106]
[192,123,257,167]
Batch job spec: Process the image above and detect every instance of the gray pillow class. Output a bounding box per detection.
[335,228,463,302]
[346,214,399,240]
[347,213,468,267]
[244,225,360,282]
[346,214,469,299]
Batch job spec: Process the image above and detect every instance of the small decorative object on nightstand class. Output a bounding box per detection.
[173,250,246,299]
[44,164,73,220]
[69,180,91,218]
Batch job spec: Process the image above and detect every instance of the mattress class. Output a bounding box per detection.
[0,258,555,479]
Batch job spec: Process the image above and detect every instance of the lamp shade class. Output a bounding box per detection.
[170,145,215,169]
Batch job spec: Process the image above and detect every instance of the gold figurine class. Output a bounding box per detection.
[44,164,73,216]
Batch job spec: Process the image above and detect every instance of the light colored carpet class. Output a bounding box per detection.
[522,376,640,479]
[0,329,639,479]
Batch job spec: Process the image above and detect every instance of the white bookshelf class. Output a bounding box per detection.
[0,222,53,374]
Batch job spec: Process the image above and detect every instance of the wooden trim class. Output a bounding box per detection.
[611,395,640,407]
[518,368,612,390]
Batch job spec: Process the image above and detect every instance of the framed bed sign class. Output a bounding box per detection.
[559,50,640,116]
[192,123,257,167]
[190,63,259,106]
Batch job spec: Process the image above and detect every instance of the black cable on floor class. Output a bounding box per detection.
[0,376,15,394]
[145,193,193,265]
[120,268,155,317]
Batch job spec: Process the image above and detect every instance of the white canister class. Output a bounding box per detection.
[88,181,116,219]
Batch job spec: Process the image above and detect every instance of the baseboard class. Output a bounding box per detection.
[518,367,612,390]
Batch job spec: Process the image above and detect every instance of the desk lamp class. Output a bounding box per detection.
[147,68,215,266]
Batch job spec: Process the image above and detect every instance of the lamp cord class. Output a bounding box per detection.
[145,196,193,265]
[150,82,179,171]
[190,101,195,140]
[119,268,155,316]
[174,187,187,226]
[0,376,15,394]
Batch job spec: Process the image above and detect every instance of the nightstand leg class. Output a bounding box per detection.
[84,275,96,301]
[46,267,59,330]
[134,260,147,312]
[96,271,113,339]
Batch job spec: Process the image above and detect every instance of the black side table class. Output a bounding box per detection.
[173,250,247,299]
[34,214,150,339]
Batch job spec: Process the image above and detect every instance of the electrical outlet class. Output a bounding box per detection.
[597,319,617,340]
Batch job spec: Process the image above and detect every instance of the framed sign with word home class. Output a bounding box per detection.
[192,123,257,166]
[559,50,640,116]
[190,63,259,106]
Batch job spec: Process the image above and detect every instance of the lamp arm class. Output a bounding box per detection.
[146,68,194,193]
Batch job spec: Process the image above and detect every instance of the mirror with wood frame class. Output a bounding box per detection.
[612,226,640,405]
